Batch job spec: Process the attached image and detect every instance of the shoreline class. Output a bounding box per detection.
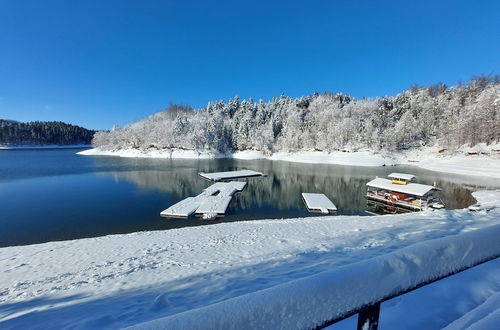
[0,190,498,329]
[78,147,500,179]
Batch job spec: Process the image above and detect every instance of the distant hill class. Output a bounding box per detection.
[0,120,95,146]
[92,76,499,153]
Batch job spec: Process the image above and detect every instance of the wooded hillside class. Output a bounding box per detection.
[0,120,95,146]
[93,76,500,153]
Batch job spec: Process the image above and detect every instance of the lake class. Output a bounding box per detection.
[0,148,495,247]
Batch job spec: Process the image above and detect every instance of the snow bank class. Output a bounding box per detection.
[269,150,390,166]
[472,191,500,208]
[230,150,267,160]
[128,224,500,330]
[1,191,499,329]
[78,147,500,178]
[77,148,215,159]
[416,157,500,179]
[394,145,500,179]
[442,292,500,330]
[78,148,389,166]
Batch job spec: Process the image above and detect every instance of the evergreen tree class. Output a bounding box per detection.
[89,77,500,154]
[0,120,95,145]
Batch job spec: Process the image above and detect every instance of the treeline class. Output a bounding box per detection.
[0,120,96,146]
[93,76,500,153]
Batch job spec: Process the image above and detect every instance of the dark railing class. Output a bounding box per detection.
[314,254,499,330]
[129,224,500,330]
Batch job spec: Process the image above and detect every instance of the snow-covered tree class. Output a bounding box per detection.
[92,77,500,154]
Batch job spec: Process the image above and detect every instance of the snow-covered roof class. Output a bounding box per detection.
[366,178,436,196]
[388,173,416,181]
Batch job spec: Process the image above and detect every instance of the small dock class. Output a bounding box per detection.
[301,193,337,214]
[160,181,247,219]
[199,170,264,182]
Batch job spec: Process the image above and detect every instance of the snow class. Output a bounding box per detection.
[301,193,337,213]
[472,190,500,209]
[194,196,232,215]
[203,181,247,196]
[442,292,500,330]
[230,150,267,160]
[77,148,388,165]
[387,173,416,181]
[160,181,246,218]
[1,191,499,329]
[77,148,215,159]
[128,223,500,330]
[394,145,500,179]
[78,147,500,179]
[335,257,500,330]
[269,150,389,166]
[416,157,500,179]
[199,170,264,181]
[366,178,436,196]
[159,197,198,218]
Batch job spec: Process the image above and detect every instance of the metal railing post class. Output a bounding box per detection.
[357,303,381,330]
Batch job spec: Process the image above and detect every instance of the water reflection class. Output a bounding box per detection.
[98,158,480,219]
[1,149,497,247]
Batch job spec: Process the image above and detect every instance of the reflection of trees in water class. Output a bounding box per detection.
[104,169,207,198]
[100,158,480,213]
[235,172,368,212]
[437,181,476,209]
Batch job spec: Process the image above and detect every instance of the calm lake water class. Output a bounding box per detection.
[1,148,497,247]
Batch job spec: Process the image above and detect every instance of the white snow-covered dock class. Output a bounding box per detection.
[160,181,247,219]
[195,196,233,216]
[160,197,199,218]
[199,169,264,181]
[302,193,337,214]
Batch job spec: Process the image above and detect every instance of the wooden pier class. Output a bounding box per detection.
[199,170,264,181]
[301,193,337,214]
[160,181,247,219]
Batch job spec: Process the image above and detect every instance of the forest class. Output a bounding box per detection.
[0,120,95,146]
[93,77,499,154]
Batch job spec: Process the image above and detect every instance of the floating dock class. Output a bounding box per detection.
[195,196,233,216]
[301,193,337,214]
[199,170,264,182]
[160,197,200,218]
[160,181,247,219]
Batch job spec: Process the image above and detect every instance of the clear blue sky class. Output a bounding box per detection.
[1,0,499,130]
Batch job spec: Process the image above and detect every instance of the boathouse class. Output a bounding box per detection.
[366,173,443,212]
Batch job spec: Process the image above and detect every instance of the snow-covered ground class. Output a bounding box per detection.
[1,191,499,329]
[78,147,215,159]
[78,144,500,178]
[129,223,500,330]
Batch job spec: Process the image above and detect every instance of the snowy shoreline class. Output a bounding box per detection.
[78,146,500,179]
[1,191,499,329]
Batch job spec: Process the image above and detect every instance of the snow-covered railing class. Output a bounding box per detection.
[128,224,500,330]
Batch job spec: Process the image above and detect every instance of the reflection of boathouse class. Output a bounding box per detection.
[366,173,444,213]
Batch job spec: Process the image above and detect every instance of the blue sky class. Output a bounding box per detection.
[1,0,499,130]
